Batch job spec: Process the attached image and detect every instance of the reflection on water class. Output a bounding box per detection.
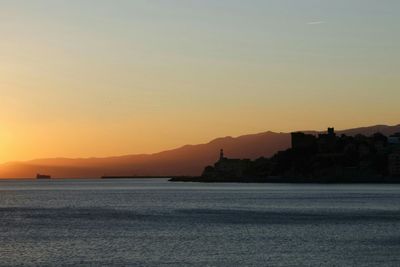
[1,179,400,266]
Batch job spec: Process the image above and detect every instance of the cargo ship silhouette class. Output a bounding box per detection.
[36,174,51,179]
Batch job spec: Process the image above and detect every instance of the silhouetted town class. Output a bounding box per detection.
[172,128,400,183]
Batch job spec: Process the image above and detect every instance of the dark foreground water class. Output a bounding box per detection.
[1,179,400,266]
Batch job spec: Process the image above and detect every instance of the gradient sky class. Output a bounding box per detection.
[0,0,399,163]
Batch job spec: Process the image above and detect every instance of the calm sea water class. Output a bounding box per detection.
[1,179,400,266]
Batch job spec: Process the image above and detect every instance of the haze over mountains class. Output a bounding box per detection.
[1,124,400,178]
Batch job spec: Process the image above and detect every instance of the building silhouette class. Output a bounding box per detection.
[200,128,400,182]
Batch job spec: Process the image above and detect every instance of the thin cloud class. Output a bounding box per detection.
[307,21,326,25]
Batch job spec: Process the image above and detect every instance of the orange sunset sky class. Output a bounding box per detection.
[1,0,399,163]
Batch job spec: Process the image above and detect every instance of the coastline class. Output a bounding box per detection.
[168,176,400,184]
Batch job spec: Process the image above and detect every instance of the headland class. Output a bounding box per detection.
[170,128,400,183]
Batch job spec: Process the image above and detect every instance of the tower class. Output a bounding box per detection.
[220,149,224,161]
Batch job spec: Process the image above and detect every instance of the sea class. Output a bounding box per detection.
[0,179,400,266]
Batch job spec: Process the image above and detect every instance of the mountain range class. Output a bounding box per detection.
[1,124,399,178]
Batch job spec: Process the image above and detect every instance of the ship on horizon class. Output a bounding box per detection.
[36,174,51,179]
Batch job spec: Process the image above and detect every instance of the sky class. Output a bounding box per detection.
[0,0,399,163]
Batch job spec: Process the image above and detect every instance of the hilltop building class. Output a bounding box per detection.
[317,127,337,153]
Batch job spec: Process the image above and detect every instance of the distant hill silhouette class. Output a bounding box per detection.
[1,124,400,178]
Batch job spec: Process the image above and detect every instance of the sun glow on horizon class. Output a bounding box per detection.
[0,0,399,163]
